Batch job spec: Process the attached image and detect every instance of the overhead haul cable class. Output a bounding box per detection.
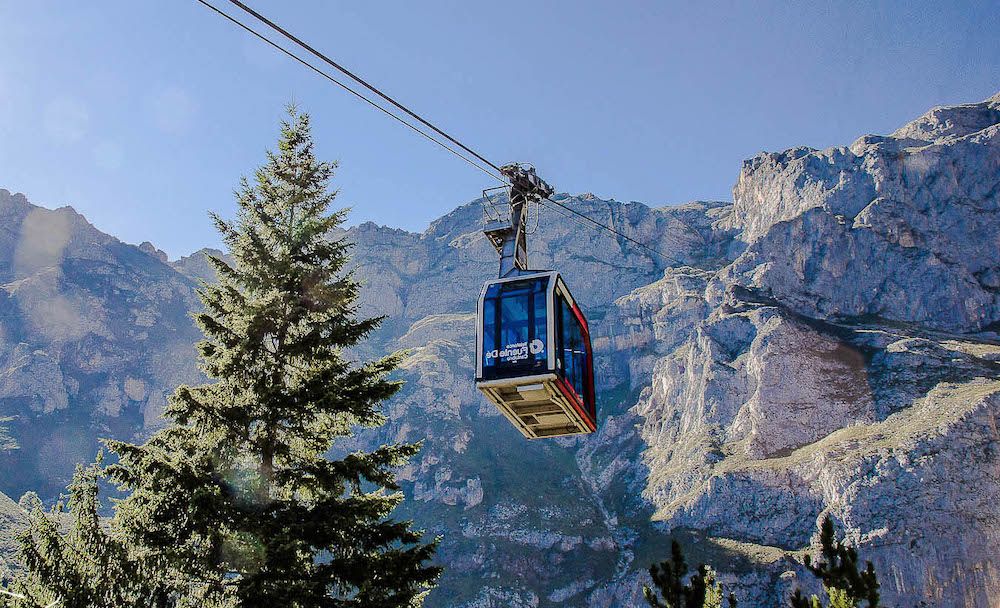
[540,197,685,264]
[195,0,683,264]
[194,0,505,184]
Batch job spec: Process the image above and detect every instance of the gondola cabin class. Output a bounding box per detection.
[475,271,596,438]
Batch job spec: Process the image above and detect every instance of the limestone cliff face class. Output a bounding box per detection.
[333,196,735,608]
[337,87,1000,605]
[0,189,204,498]
[0,92,998,607]
[607,92,1000,607]
[720,93,1000,332]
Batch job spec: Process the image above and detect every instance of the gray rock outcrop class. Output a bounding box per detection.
[613,91,1000,607]
[0,189,205,498]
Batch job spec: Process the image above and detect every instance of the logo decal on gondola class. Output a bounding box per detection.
[529,339,544,354]
[485,341,536,363]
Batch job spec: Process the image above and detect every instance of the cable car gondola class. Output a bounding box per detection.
[475,165,597,439]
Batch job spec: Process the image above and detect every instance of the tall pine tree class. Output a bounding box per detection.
[102,108,440,607]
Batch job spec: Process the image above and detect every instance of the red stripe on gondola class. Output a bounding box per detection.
[566,299,597,426]
[554,376,597,432]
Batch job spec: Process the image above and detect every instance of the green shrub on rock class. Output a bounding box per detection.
[644,540,736,608]
[645,517,884,608]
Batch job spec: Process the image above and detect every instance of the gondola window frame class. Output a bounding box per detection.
[478,275,553,381]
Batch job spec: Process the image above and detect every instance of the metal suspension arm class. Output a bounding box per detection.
[483,164,554,278]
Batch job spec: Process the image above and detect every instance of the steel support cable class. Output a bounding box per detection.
[194,0,506,184]
[541,197,684,265]
[196,1,683,263]
[225,0,505,177]
[537,200,622,242]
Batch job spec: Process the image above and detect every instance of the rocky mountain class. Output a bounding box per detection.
[606,91,1000,607]
[0,191,205,500]
[1,91,999,607]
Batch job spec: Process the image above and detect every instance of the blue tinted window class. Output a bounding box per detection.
[481,277,549,375]
[559,297,586,400]
[570,314,584,398]
[483,298,496,369]
[533,289,547,361]
[499,293,530,363]
[561,299,574,388]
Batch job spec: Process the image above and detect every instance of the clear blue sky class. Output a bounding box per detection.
[0,1,997,259]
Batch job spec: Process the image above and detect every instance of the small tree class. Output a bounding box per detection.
[789,517,881,608]
[644,516,885,608]
[644,540,737,608]
[15,456,172,608]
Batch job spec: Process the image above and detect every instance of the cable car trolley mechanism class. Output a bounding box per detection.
[475,164,597,439]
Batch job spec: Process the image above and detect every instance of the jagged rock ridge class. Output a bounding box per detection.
[0,189,205,499]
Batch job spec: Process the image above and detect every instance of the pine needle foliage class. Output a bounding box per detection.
[643,518,885,608]
[14,456,173,608]
[644,540,736,608]
[789,517,882,608]
[101,108,440,607]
